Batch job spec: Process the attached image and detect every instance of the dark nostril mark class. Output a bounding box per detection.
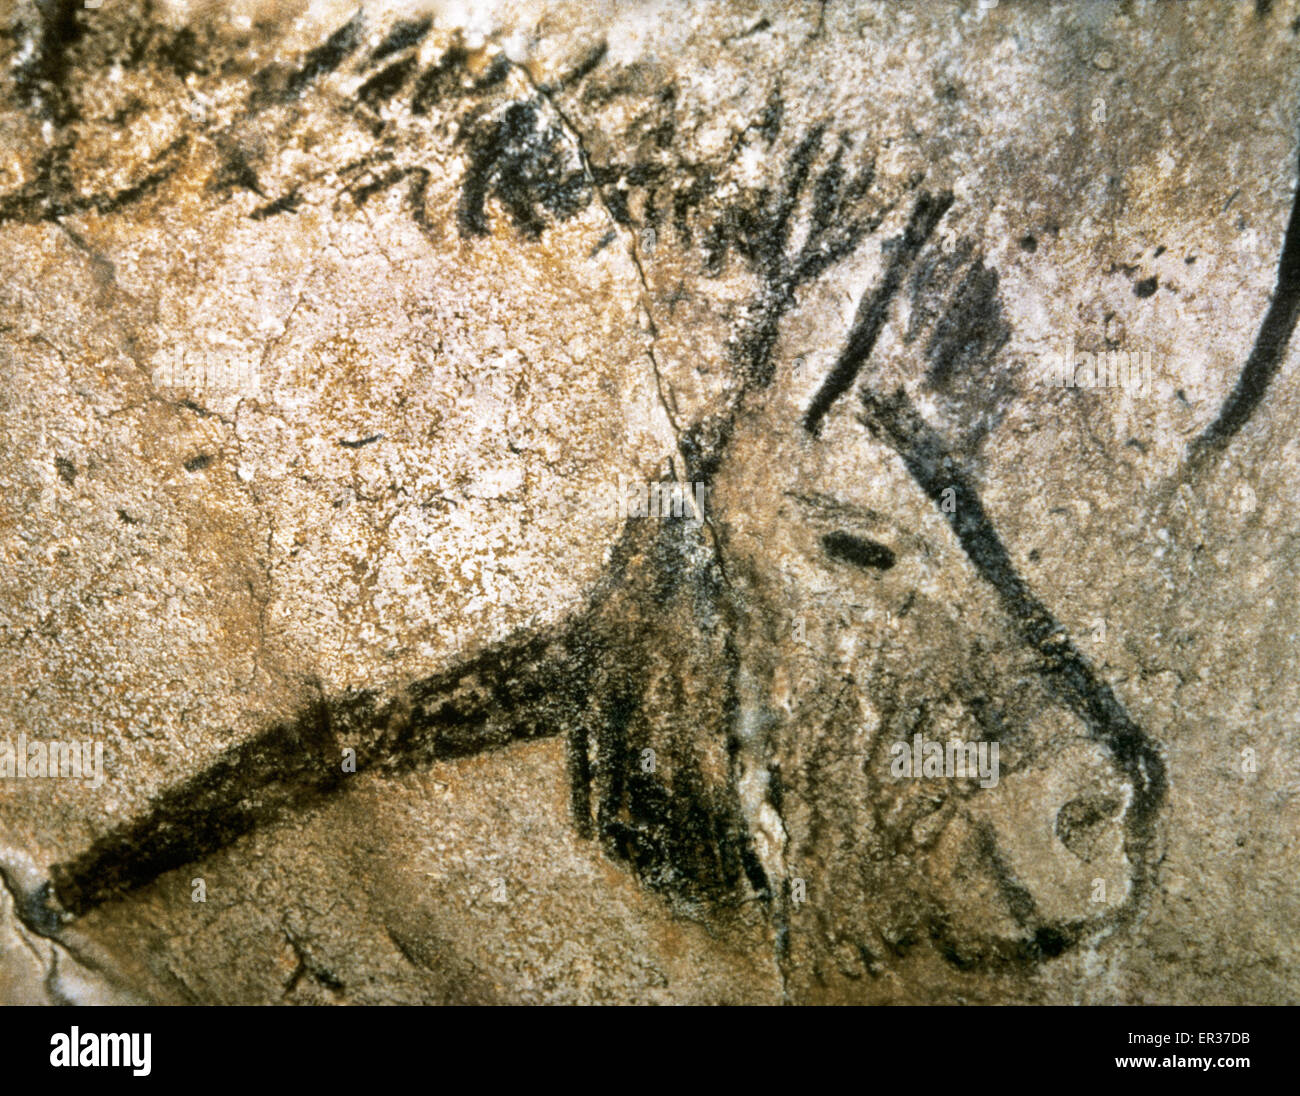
[822,530,896,570]
[1055,795,1121,863]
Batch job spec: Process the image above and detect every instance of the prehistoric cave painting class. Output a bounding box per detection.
[850,388,1166,960]
[28,86,907,923]
[24,4,1300,978]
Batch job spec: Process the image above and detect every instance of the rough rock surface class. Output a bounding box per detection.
[0,0,1298,1004]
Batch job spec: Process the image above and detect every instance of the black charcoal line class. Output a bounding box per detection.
[1191,162,1300,459]
[44,630,576,918]
[803,190,953,434]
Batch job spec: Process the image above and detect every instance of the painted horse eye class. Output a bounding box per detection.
[821,531,896,570]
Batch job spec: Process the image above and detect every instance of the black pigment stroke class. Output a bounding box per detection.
[12,0,85,123]
[1190,169,1300,460]
[45,627,581,918]
[457,100,591,239]
[803,190,954,434]
[0,138,189,227]
[366,16,433,67]
[279,10,365,104]
[681,128,888,479]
